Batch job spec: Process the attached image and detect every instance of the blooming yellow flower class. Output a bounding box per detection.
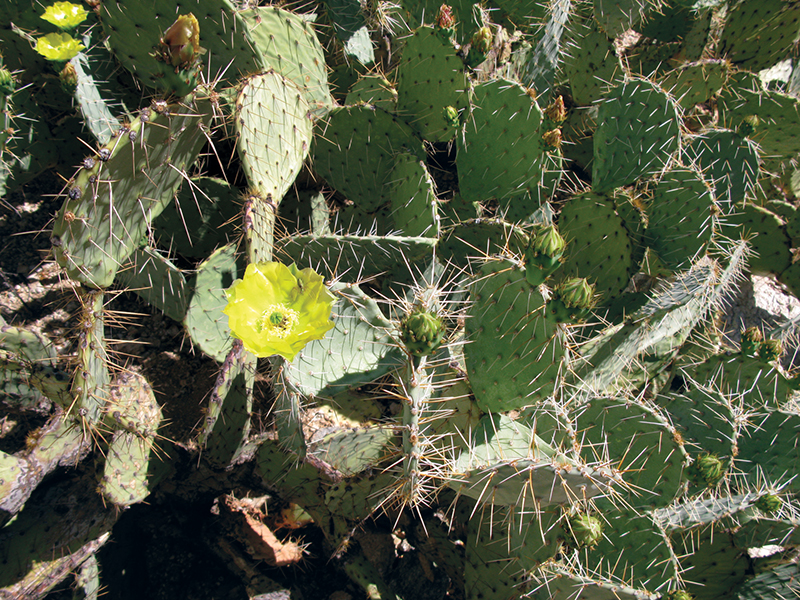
[41,2,88,29]
[224,262,336,360]
[35,32,84,61]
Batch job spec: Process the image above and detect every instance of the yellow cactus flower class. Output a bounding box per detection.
[224,262,336,360]
[35,33,84,61]
[41,2,88,29]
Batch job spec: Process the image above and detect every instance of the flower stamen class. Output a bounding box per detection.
[257,304,300,338]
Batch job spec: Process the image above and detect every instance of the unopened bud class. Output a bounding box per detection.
[400,310,446,357]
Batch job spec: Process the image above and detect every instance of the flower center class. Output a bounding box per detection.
[257,304,300,338]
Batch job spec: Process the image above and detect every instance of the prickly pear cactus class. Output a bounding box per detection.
[4,0,800,598]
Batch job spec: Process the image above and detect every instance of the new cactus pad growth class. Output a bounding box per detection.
[4,0,800,597]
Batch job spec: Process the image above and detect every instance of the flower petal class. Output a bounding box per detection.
[224,261,335,360]
[41,2,88,29]
[35,32,84,61]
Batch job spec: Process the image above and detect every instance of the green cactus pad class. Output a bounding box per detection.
[102,371,162,437]
[70,289,110,425]
[99,430,159,507]
[718,0,800,71]
[656,385,736,463]
[438,218,529,270]
[592,78,680,193]
[557,191,635,303]
[154,176,240,260]
[679,351,793,412]
[396,26,469,143]
[345,74,398,108]
[735,563,800,600]
[572,397,688,509]
[324,471,395,519]
[733,514,800,551]
[235,71,314,204]
[282,283,403,399]
[388,152,440,237]
[646,167,719,271]
[736,409,800,494]
[203,343,256,467]
[562,14,623,106]
[717,73,800,171]
[240,6,332,117]
[580,511,681,590]
[653,494,756,533]
[464,258,565,412]
[456,78,545,210]
[70,51,123,146]
[659,59,729,109]
[639,2,698,42]
[118,247,190,322]
[448,413,611,506]
[321,0,374,65]
[673,525,751,599]
[463,508,525,599]
[100,0,263,91]
[312,104,425,213]
[535,562,660,599]
[0,473,118,595]
[726,203,791,276]
[0,417,87,521]
[779,261,800,299]
[276,234,436,283]
[570,245,748,400]
[682,129,759,211]
[309,426,396,476]
[593,0,650,36]
[273,363,307,458]
[183,243,240,362]
[52,95,214,288]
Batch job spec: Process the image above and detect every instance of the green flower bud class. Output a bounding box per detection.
[525,225,566,286]
[688,454,725,487]
[157,14,203,68]
[471,27,492,55]
[664,591,694,600]
[542,128,562,149]
[740,326,762,357]
[400,310,446,357]
[443,105,460,128]
[0,68,15,96]
[549,277,596,322]
[544,95,566,123]
[59,62,78,92]
[758,338,782,363]
[569,514,603,549]
[737,115,758,138]
[754,493,782,514]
